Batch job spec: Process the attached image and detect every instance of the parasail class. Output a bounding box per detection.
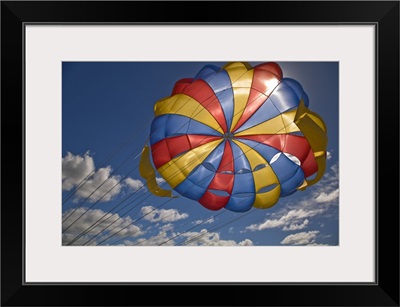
[140,62,328,212]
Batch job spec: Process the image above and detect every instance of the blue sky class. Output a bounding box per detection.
[62,61,339,246]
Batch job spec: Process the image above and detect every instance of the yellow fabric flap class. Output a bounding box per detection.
[139,145,174,197]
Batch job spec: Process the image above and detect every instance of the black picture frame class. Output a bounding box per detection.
[1,1,399,306]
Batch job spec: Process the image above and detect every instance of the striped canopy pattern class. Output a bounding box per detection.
[141,62,328,212]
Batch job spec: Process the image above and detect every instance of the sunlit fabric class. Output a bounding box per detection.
[140,62,328,212]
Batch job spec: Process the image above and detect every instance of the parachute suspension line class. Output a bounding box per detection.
[178,208,256,246]
[81,191,162,246]
[75,191,149,246]
[95,198,175,246]
[109,210,205,246]
[157,210,227,246]
[62,163,139,234]
[64,185,148,246]
[62,149,139,224]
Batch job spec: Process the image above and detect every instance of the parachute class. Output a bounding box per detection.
[140,62,328,212]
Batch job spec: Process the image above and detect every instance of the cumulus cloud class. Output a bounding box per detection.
[246,209,322,231]
[62,152,124,203]
[62,151,95,190]
[62,152,146,203]
[245,162,339,236]
[315,189,339,203]
[62,207,143,245]
[280,230,320,245]
[140,205,188,223]
[283,219,309,231]
[124,177,145,191]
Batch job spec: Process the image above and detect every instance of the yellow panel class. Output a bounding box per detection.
[157,140,222,188]
[154,94,224,134]
[139,145,173,197]
[294,100,328,187]
[307,112,327,132]
[253,186,281,209]
[224,63,254,131]
[235,110,300,136]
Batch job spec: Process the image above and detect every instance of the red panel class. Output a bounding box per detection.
[232,67,281,132]
[151,135,221,168]
[254,62,283,79]
[218,141,234,172]
[187,135,221,148]
[301,148,318,178]
[208,173,234,191]
[176,79,228,132]
[166,135,190,158]
[252,69,280,94]
[232,91,267,132]
[281,135,312,163]
[199,191,229,211]
[151,140,172,169]
[236,134,312,164]
[202,141,234,208]
[171,78,193,95]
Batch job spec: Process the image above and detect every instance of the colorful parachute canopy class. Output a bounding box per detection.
[140,62,328,212]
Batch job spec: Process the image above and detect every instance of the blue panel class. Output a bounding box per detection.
[175,142,226,200]
[268,80,302,113]
[174,177,207,201]
[191,142,225,176]
[230,141,252,173]
[194,65,221,81]
[225,194,255,212]
[235,97,282,133]
[270,154,300,184]
[165,113,190,136]
[149,115,168,145]
[196,66,234,131]
[235,139,280,163]
[281,78,309,107]
[279,167,305,197]
[231,173,255,195]
[150,114,221,145]
[216,89,234,131]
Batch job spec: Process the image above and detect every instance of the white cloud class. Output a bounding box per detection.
[62,151,95,190]
[140,205,188,223]
[124,177,144,191]
[315,189,339,203]
[156,177,166,185]
[62,207,143,245]
[193,217,215,225]
[245,163,339,234]
[181,229,254,246]
[246,209,322,231]
[62,152,124,203]
[130,231,175,246]
[283,219,309,231]
[281,230,320,245]
[326,151,332,160]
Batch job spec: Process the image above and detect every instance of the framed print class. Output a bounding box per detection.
[1,1,399,306]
